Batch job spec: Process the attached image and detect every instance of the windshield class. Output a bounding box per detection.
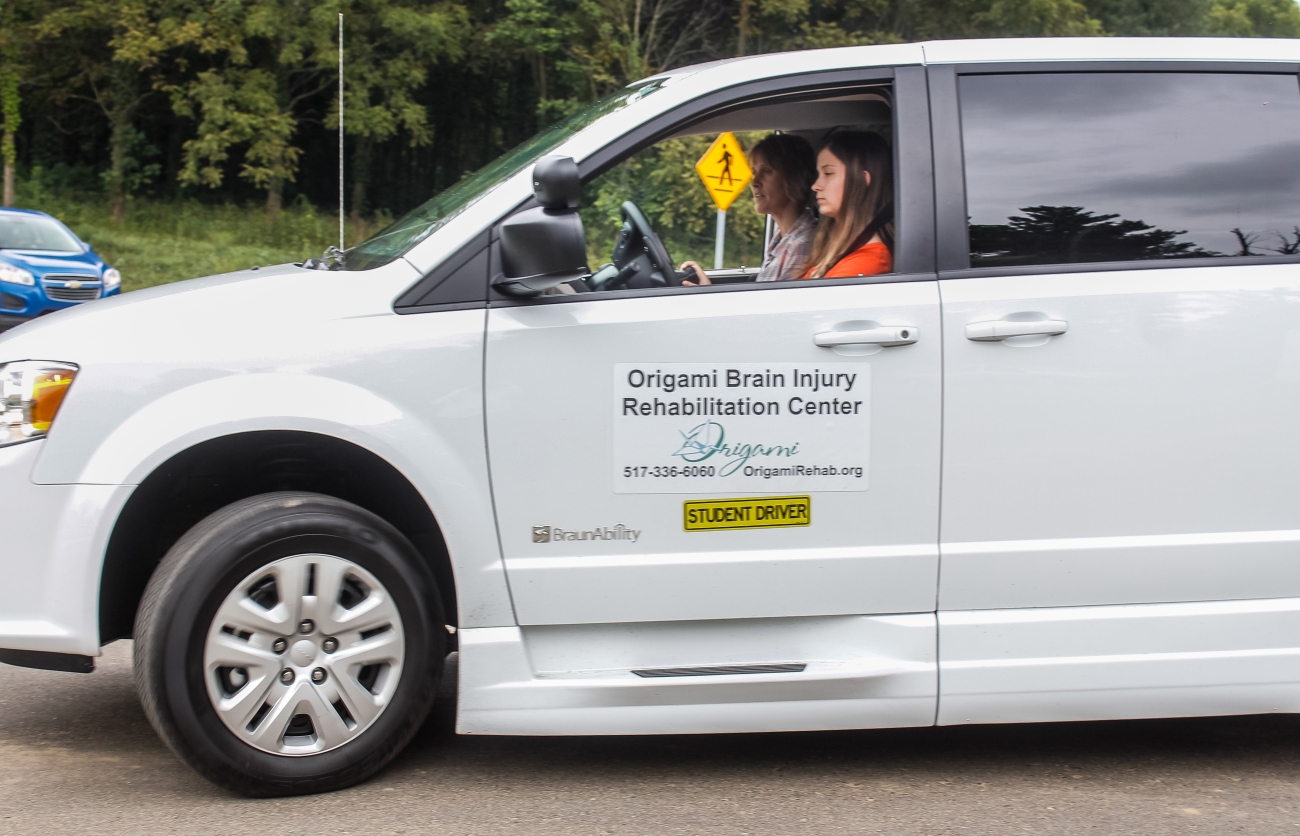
[0,214,82,253]
[344,80,665,270]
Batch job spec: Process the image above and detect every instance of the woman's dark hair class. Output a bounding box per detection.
[805,131,894,279]
[749,133,817,213]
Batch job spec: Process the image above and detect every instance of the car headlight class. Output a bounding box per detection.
[102,268,121,289]
[1,361,78,446]
[0,264,34,286]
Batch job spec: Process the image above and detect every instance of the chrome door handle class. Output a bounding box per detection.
[814,326,918,348]
[965,319,1068,341]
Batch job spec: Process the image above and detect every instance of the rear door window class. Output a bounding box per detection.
[959,72,1300,268]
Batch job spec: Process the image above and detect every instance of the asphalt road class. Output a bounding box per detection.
[2,642,1299,835]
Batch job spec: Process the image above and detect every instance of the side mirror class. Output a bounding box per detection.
[532,155,580,209]
[493,156,589,296]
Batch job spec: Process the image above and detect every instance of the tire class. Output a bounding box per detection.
[134,492,445,797]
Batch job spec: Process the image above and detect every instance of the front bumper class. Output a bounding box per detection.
[0,440,131,656]
[1,280,120,319]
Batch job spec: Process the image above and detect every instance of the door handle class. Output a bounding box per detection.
[965,319,1068,342]
[814,326,918,348]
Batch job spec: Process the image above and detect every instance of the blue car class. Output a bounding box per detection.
[0,207,120,328]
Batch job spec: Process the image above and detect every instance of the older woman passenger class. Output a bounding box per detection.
[682,133,818,284]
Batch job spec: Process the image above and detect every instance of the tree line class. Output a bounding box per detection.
[0,0,1296,224]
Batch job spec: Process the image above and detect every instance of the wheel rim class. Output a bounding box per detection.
[203,553,405,756]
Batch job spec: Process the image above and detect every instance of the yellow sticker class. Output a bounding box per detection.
[694,132,753,212]
[683,495,811,532]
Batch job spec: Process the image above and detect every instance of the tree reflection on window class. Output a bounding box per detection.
[970,206,1217,267]
[970,207,1300,268]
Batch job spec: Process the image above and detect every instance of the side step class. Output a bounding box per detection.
[632,662,807,678]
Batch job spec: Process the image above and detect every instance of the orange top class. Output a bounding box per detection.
[802,241,892,279]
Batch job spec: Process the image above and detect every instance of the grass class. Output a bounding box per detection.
[10,174,390,293]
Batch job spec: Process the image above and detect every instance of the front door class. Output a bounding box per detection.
[483,69,942,731]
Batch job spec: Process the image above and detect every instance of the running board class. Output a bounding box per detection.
[456,619,939,735]
[632,663,807,678]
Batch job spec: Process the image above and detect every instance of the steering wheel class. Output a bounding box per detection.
[590,201,688,291]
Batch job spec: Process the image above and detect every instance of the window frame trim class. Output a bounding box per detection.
[929,60,1300,278]
[485,270,937,308]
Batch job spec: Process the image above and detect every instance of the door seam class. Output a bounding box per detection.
[925,48,946,728]
[480,308,524,626]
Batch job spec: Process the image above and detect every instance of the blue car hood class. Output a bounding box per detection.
[0,248,104,274]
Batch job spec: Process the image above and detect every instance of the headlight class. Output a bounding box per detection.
[0,264,34,286]
[102,268,121,289]
[1,361,78,446]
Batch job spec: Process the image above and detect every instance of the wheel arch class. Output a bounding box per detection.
[99,430,458,645]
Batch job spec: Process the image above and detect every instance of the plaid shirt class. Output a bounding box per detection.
[756,210,816,282]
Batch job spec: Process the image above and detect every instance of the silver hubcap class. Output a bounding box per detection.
[203,553,405,755]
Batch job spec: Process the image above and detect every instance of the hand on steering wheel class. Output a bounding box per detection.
[602,201,689,290]
[679,261,710,286]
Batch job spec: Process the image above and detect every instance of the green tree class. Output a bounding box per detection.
[1083,0,1210,35]
[1204,0,1300,35]
[37,0,172,219]
[740,0,1102,46]
[170,0,470,222]
[492,0,730,123]
[579,0,728,84]
[17,0,1300,239]
[0,0,32,207]
[974,0,1102,34]
[168,0,341,220]
[488,0,578,109]
[336,0,470,222]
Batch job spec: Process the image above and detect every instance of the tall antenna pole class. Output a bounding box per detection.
[338,12,344,252]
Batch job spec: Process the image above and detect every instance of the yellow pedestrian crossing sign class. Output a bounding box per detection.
[695,132,752,212]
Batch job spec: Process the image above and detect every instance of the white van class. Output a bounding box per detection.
[4,37,1300,796]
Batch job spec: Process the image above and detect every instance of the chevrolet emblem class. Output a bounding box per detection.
[66,280,82,289]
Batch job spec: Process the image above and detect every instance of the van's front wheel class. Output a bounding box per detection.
[134,492,444,797]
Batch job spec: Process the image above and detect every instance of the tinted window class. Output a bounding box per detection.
[960,72,1300,268]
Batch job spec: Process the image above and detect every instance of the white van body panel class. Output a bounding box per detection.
[0,441,128,655]
[938,264,1300,611]
[939,599,1300,725]
[18,258,418,485]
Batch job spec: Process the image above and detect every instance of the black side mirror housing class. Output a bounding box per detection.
[493,156,589,296]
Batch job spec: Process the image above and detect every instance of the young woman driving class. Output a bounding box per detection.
[681,132,818,285]
[802,131,893,279]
